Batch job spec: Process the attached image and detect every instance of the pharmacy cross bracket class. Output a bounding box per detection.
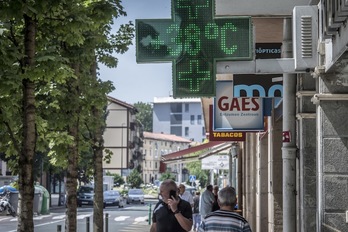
[136,0,252,98]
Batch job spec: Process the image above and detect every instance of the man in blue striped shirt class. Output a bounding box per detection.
[198,187,252,232]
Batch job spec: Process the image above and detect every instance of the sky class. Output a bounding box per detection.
[98,0,172,104]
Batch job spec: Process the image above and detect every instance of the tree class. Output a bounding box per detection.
[160,171,176,181]
[0,1,134,231]
[127,169,143,188]
[106,172,125,186]
[134,102,153,132]
[185,160,209,188]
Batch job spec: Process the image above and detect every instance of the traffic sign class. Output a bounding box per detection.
[189,175,196,182]
[136,0,252,98]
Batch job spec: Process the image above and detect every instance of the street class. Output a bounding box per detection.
[1,199,157,232]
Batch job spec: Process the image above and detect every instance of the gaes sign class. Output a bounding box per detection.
[213,80,264,131]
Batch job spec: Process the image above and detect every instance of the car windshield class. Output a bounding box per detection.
[79,186,93,193]
[105,191,119,196]
[129,189,143,194]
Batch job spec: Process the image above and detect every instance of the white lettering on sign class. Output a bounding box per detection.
[214,80,264,131]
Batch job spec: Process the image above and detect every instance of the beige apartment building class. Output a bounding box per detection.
[142,131,191,184]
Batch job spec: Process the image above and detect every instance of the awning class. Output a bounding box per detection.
[162,141,226,162]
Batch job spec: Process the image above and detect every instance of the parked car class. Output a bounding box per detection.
[77,185,94,207]
[103,190,124,208]
[126,189,145,204]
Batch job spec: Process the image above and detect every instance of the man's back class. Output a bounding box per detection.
[199,189,214,218]
[198,210,252,232]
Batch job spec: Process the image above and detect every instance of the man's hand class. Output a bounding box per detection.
[167,195,179,212]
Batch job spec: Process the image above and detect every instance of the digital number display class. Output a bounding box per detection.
[136,0,252,98]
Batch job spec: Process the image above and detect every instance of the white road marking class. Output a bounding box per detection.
[52,215,66,220]
[77,214,92,220]
[114,216,130,221]
[133,216,148,224]
[34,215,51,220]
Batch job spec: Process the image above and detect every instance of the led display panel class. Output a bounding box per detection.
[136,0,252,98]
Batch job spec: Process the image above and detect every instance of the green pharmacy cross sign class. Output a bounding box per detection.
[136,0,252,98]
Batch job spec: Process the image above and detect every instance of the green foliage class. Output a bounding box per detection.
[127,169,143,188]
[185,160,209,188]
[159,171,176,181]
[0,0,134,175]
[134,102,153,132]
[105,171,125,186]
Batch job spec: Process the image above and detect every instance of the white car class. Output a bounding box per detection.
[126,189,145,204]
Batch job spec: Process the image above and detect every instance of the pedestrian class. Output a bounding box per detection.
[199,184,215,220]
[211,185,219,211]
[178,184,194,207]
[150,179,193,232]
[192,191,201,232]
[198,186,252,232]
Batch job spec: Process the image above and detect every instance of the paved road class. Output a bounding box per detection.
[1,200,156,232]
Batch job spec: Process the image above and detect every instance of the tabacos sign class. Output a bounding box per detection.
[213,80,264,131]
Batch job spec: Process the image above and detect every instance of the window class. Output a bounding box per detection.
[185,103,189,112]
[190,115,195,124]
[171,126,182,136]
[197,115,202,125]
[185,127,189,136]
[155,162,158,169]
[202,127,206,136]
[170,114,182,125]
[170,103,182,113]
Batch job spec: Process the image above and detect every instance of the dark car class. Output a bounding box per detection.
[77,185,94,207]
[126,189,145,204]
[103,190,124,208]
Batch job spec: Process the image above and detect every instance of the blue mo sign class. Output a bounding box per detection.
[136,0,252,98]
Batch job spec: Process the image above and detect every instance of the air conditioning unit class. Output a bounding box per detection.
[293,6,318,71]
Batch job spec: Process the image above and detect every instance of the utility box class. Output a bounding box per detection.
[9,191,19,213]
[103,176,114,191]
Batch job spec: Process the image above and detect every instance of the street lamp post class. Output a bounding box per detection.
[121,123,126,177]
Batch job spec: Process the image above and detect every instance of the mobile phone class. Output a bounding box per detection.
[169,190,177,199]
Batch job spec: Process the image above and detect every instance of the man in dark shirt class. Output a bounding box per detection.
[211,185,219,211]
[150,179,193,232]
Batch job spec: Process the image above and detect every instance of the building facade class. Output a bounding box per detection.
[152,97,206,143]
[142,131,191,184]
[103,96,143,178]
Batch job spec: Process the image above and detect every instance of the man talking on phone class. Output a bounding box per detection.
[150,179,193,232]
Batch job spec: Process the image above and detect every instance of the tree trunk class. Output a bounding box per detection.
[17,13,36,232]
[65,63,80,232]
[91,60,104,232]
[65,124,79,232]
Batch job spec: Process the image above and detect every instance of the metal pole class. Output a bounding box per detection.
[57,225,62,232]
[121,123,125,178]
[237,146,242,210]
[148,204,152,225]
[282,17,297,232]
[105,213,109,232]
[86,217,90,232]
[229,149,233,186]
